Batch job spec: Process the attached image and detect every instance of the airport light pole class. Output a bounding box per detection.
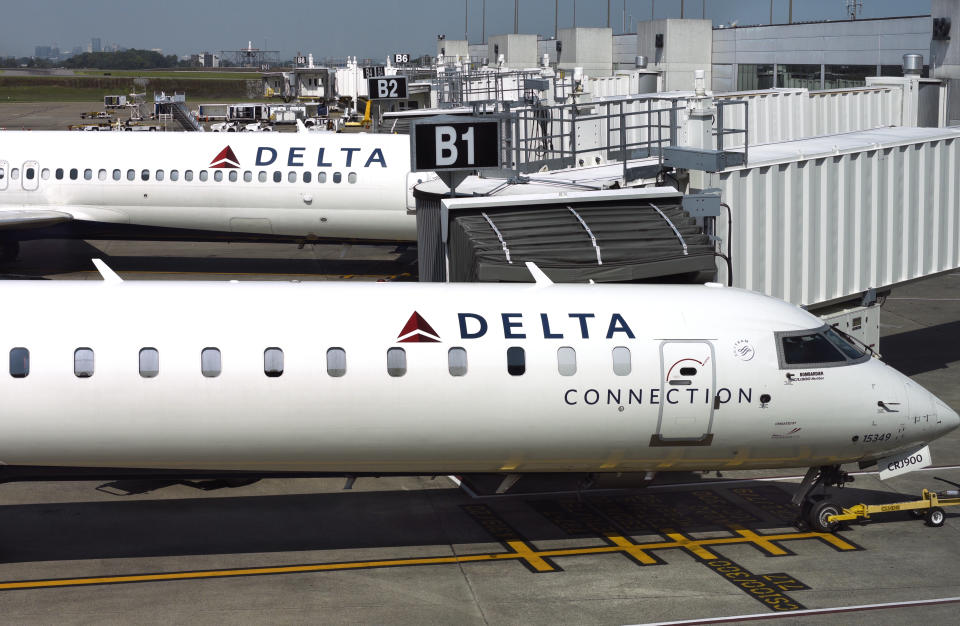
[465,0,468,43]
[515,0,519,34]
[483,0,486,43]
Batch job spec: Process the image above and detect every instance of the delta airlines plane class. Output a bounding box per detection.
[0,131,420,261]
[0,262,956,532]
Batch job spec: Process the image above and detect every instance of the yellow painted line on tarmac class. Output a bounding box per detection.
[0,529,856,591]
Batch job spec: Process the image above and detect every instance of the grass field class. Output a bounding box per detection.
[1,86,115,102]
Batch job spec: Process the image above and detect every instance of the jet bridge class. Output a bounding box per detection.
[415,186,718,284]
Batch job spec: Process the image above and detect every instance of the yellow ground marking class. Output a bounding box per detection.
[505,540,557,572]
[728,525,792,556]
[0,528,858,591]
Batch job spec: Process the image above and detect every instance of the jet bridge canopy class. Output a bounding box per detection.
[416,186,717,283]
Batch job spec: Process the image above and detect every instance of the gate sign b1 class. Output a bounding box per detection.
[410,116,501,172]
[367,76,408,100]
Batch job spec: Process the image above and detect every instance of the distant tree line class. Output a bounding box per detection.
[62,49,181,70]
[0,56,54,68]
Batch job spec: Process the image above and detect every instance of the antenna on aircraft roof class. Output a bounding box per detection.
[525,261,553,286]
[92,259,123,283]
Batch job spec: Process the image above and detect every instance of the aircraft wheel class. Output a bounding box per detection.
[0,241,20,263]
[926,507,946,527]
[808,500,841,533]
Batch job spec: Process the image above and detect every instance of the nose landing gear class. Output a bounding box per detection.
[791,465,855,532]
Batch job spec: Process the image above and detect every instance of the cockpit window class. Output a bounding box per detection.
[776,325,868,369]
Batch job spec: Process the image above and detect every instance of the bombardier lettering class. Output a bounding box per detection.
[254,146,388,168]
[459,312,635,340]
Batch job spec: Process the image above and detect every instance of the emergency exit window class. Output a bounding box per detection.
[387,347,406,377]
[139,348,159,378]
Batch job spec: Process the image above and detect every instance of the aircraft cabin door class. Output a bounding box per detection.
[0,160,8,191]
[21,161,39,191]
[652,340,716,446]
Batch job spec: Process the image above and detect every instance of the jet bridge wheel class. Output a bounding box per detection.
[926,507,946,527]
[0,241,20,263]
[807,499,842,533]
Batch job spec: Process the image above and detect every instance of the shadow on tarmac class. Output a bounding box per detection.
[1,239,418,280]
[0,479,936,564]
[881,320,960,376]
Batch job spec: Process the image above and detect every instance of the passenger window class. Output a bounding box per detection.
[258,171,267,182]
[318,171,327,183]
[273,171,282,183]
[303,171,312,183]
[781,333,846,365]
[326,347,346,377]
[448,347,468,376]
[69,168,78,180]
[26,167,35,180]
[287,171,297,183]
[56,168,64,180]
[41,168,50,180]
[333,172,342,184]
[170,169,179,181]
[557,346,576,376]
[507,346,525,376]
[213,170,223,182]
[140,169,149,181]
[126,169,135,181]
[612,346,631,376]
[74,348,94,378]
[348,172,357,184]
[10,168,19,180]
[9,347,29,378]
[264,347,283,377]
[387,347,406,377]
[112,169,121,181]
[155,169,164,181]
[243,170,252,182]
[199,170,209,182]
[98,169,107,181]
[84,168,92,180]
[139,348,159,378]
[0,167,5,180]
[185,170,194,181]
[201,347,221,377]
[228,170,237,182]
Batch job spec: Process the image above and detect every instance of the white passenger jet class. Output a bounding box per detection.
[0,262,956,532]
[0,131,420,261]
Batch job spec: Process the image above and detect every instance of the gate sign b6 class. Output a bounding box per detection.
[410,117,501,172]
[368,76,408,100]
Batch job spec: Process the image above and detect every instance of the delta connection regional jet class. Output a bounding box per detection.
[0,261,956,532]
[0,131,420,261]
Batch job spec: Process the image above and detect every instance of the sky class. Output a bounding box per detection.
[0,0,932,60]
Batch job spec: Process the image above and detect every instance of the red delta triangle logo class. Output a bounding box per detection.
[397,311,441,343]
[210,145,240,169]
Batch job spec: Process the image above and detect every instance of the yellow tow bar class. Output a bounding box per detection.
[828,489,960,527]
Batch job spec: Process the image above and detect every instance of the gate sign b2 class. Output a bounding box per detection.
[367,76,408,100]
[410,117,501,172]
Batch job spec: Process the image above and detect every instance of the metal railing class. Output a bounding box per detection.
[498,95,688,177]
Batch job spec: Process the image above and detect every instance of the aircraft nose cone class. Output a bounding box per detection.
[937,399,960,434]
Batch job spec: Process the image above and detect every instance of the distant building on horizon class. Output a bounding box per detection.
[91,37,101,53]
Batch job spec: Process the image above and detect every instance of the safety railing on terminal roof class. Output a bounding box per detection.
[432,69,554,108]
[494,95,749,180]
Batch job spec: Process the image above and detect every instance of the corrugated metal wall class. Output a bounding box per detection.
[707,133,960,308]
[714,86,903,147]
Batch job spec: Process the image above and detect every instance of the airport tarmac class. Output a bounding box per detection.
[0,238,957,624]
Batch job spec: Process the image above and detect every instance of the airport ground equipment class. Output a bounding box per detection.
[810,478,960,532]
